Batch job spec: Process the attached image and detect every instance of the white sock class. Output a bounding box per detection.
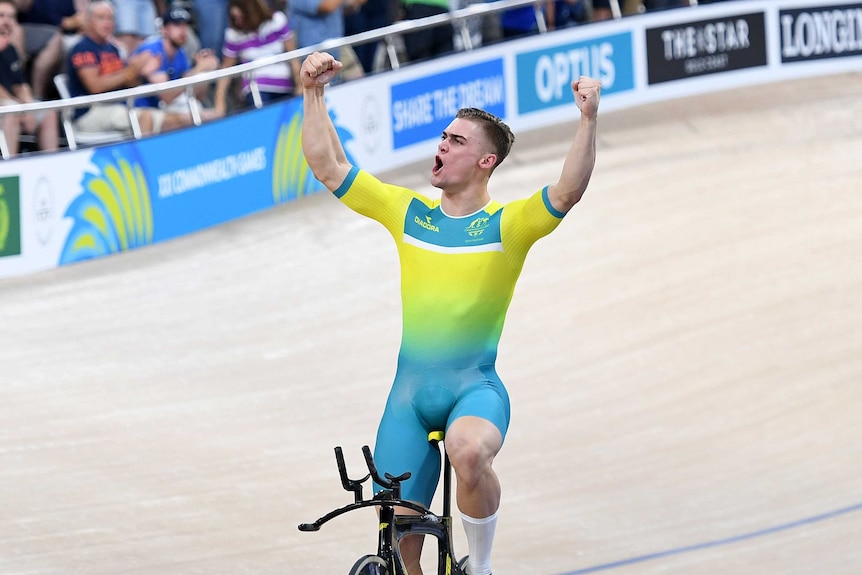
[461,511,497,575]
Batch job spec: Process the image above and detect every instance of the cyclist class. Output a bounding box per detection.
[300,51,601,575]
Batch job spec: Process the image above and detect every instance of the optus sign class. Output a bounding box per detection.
[515,32,635,115]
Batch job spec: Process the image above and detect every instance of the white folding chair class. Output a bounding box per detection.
[53,73,128,150]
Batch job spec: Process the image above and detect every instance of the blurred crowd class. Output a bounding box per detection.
[0,0,735,156]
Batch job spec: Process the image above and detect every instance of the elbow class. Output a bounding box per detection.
[306,160,343,192]
[549,182,587,214]
[572,184,588,205]
[561,190,584,213]
[308,164,329,187]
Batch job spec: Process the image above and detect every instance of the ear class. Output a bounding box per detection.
[479,154,497,170]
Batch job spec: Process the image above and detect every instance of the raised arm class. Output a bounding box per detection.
[547,76,601,214]
[301,51,351,191]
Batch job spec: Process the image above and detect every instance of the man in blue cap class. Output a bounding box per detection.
[131,7,223,130]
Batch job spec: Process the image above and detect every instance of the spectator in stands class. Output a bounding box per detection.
[193,0,228,58]
[0,0,57,155]
[288,0,345,62]
[66,0,164,135]
[554,0,586,28]
[132,7,223,130]
[615,0,687,16]
[642,0,687,10]
[500,0,555,40]
[450,0,483,52]
[343,0,389,73]
[591,0,616,20]
[214,0,300,114]
[15,0,87,99]
[113,0,159,56]
[399,0,452,62]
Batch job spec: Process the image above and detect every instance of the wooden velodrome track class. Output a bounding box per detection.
[1,72,861,574]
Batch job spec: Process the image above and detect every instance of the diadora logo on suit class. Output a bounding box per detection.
[465,216,489,238]
[414,215,440,232]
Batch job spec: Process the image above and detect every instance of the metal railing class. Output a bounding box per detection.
[0,0,698,158]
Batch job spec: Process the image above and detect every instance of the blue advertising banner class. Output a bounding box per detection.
[57,97,340,265]
[516,32,635,115]
[142,109,277,241]
[390,59,506,149]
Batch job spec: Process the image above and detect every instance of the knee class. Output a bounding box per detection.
[446,435,494,487]
[138,110,153,133]
[2,113,17,132]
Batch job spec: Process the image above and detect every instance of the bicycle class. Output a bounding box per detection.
[299,431,469,574]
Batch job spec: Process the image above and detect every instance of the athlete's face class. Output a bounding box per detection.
[431,118,495,190]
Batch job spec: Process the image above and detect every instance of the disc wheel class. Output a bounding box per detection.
[348,554,389,575]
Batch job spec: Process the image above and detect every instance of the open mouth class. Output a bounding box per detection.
[432,155,443,175]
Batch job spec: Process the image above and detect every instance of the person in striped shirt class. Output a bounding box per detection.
[214,0,300,113]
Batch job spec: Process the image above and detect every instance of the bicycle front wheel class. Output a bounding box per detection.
[348,554,389,575]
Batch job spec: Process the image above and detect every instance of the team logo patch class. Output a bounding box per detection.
[465,216,489,238]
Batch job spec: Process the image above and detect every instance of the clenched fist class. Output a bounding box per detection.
[572,77,601,119]
[301,51,344,90]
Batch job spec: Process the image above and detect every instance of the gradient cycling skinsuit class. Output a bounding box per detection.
[333,167,566,505]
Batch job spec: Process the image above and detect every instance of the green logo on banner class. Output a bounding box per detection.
[0,176,21,257]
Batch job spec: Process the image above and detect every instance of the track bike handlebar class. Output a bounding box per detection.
[335,446,369,502]
[361,445,412,490]
[299,444,425,532]
[332,445,412,503]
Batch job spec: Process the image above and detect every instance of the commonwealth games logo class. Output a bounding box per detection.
[0,176,21,258]
[272,101,355,203]
[59,146,154,264]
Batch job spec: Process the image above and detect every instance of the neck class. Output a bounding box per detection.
[440,184,491,217]
[87,32,108,44]
[162,38,177,56]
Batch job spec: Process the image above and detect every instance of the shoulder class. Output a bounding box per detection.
[503,187,564,217]
[223,26,245,44]
[262,11,290,36]
[336,168,425,199]
[69,37,101,67]
[136,37,164,56]
[100,41,122,60]
[0,44,20,64]
[69,35,94,54]
[337,168,431,212]
[498,186,565,242]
